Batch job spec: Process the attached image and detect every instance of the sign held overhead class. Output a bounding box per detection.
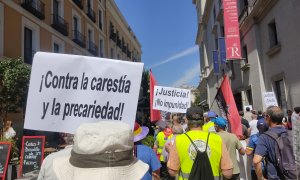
[153,86,191,113]
[24,52,143,133]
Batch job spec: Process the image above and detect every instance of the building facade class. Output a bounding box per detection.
[0,0,141,63]
[0,0,142,140]
[193,0,300,113]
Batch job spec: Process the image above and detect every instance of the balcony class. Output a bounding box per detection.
[87,7,96,23]
[52,14,69,36]
[21,0,45,20]
[110,32,116,42]
[122,45,127,53]
[72,30,85,48]
[73,0,83,9]
[116,38,122,48]
[88,41,98,56]
[127,49,131,58]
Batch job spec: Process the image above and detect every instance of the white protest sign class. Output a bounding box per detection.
[24,52,143,134]
[153,86,191,113]
[263,92,278,108]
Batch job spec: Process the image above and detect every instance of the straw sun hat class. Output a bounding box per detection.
[53,121,149,180]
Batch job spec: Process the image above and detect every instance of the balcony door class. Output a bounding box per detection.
[24,27,33,64]
[53,0,59,15]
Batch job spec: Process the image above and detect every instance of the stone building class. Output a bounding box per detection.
[193,0,300,113]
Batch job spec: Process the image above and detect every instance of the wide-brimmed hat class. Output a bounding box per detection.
[53,121,149,180]
[134,122,149,142]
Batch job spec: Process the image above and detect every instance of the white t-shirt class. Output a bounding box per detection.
[4,127,16,139]
[249,120,259,136]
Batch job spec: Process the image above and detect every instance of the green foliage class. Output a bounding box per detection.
[192,90,201,107]
[142,135,155,148]
[0,57,31,121]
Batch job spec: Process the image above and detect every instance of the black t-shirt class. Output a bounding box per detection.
[241,118,250,128]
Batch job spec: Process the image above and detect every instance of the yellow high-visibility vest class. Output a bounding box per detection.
[176,130,222,179]
[156,131,173,162]
[203,121,216,133]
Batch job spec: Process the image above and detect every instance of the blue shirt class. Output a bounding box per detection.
[136,144,161,180]
[255,126,286,180]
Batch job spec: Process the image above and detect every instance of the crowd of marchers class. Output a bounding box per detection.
[28,106,300,180]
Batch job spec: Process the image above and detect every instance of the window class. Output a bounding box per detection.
[87,0,92,8]
[53,43,60,53]
[213,5,216,22]
[98,10,102,30]
[268,21,279,47]
[73,16,78,32]
[52,0,64,17]
[24,27,33,64]
[242,45,248,64]
[246,89,253,106]
[275,79,287,110]
[110,48,114,59]
[99,39,104,57]
[220,25,225,37]
[88,29,92,42]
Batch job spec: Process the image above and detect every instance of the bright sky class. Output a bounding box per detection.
[115,0,200,87]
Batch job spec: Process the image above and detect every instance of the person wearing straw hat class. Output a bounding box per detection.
[52,121,149,180]
[134,122,161,180]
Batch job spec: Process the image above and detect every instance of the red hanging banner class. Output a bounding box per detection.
[223,0,242,60]
[150,70,161,122]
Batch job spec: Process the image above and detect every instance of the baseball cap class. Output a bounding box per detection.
[212,117,227,128]
[186,107,203,121]
[208,111,217,118]
[257,118,268,133]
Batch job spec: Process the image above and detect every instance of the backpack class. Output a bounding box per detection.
[184,133,214,180]
[264,130,300,179]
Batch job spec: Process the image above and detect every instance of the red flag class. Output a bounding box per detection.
[150,70,161,122]
[218,75,242,137]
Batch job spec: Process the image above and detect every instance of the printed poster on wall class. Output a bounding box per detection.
[153,86,191,113]
[24,52,144,134]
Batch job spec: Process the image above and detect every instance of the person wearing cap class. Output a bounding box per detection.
[202,111,217,133]
[153,124,174,179]
[246,118,268,180]
[52,121,149,180]
[214,117,245,180]
[166,107,233,180]
[133,122,161,180]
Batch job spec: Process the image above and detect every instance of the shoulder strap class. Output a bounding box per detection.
[264,131,280,140]
[184,133,210,153]
[185,133,199,152]
[205,133,210,152]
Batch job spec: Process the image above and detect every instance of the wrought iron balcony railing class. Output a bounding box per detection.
[51,14,69,36]
[21,0,45,20]
[72,30,85,48]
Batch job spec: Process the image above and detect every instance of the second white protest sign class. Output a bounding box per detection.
[24,52,143,134]
[153,86,191,113]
